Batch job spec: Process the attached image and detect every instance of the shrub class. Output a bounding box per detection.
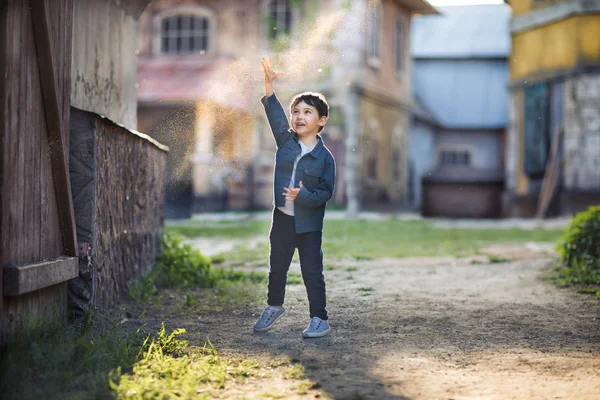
[128,233,268,303]
[154,233,215,288]
[555,205,600,295]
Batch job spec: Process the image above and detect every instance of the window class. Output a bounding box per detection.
[367,155,378,180]
[440,150,471,166]
[396,18,404,75]
[367,2,381,67]
[268,0,294,40]
[393,149,401,181]
[154,7,215,56]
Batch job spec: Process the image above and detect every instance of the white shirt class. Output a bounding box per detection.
[278,140,316,216]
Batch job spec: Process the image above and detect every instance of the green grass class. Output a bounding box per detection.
[111,328,261,399]
[0,311,149,400]
[321,219,562,259]
[166,219,271,239]
[1,316,303,400]
[128,234,269,304]
[167,218,564,262]
[358,287,374,296]
[488,255,511,263]
[284,364,306,380]
[287,272,303,285]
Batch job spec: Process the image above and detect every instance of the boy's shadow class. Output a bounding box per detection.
[249,309,412,400]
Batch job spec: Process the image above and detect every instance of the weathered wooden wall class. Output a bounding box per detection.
[0,0,74,344]
[69,109,168,312]
[71,0,140,130]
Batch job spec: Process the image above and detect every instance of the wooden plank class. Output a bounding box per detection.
[1,282,67,345]
[515,89,529,195]
[30,0,77,257]
[0,0,8,309]
[536,125,563,219]
[3,257,78,296]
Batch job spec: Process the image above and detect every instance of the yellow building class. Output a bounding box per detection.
[504,0,600,217]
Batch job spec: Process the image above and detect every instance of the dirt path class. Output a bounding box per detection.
[125,243,600,399]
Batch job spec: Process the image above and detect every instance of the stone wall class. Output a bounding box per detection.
[503,72,600,217]
[563,73,600,191]
[69,108,167,316]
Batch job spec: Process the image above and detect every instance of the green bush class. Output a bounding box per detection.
[128,234,268,303]
[154,234,215,288]
[555,205,600,296]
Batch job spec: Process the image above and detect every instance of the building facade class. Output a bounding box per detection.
[136,0,436,217]
[410,5,510,217]
[505,0,600,217]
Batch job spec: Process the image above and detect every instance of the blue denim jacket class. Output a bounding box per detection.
[260,93,336,233]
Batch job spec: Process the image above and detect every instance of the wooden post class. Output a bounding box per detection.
[536,125,563,219]
[30,0,78,256]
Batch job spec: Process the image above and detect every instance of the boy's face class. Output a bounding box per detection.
[291,101,327,137]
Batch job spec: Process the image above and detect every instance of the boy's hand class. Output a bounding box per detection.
[283,181,303,201]
[261,57,283,83]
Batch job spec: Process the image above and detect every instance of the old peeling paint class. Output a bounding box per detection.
[71,0,138,130]
[511,15,600,81]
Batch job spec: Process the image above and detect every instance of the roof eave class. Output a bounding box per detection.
[396,0,440,15]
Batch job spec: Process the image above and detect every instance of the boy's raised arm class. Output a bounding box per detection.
[260,58,289,146]
[262,57,281,97]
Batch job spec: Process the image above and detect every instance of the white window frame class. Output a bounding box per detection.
[153,6,217,57]
[437,146,474,167]
[366,1,382,69]
[263,0,299,42]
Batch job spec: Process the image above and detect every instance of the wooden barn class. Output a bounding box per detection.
[0,0,167,344]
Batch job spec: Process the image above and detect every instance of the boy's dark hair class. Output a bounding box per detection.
[290,92,329,133]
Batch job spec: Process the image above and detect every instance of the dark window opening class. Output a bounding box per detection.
[160,14,210,55]
[269,0,294,40]
[440,150,471,166]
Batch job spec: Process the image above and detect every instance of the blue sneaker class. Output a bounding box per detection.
[253,305,286,332]
[302,317,330,338]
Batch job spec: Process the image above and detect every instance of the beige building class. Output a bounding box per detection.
[136,0,436,217]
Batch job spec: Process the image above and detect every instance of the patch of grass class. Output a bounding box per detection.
[180,293,201,308]
[268,357,292,368]
[346,266,358,272]
[128,272,159,303]
[111,326,262,398]
[324,264,336,271]
[287,272,303,285]
[259,390,286,399]
[489,255,511,263]
[576,287,600,297]
[296,381,315,395]
[358,287,373,296]
[128,234,267,304]
[284,364,306,380]
[321,219,563,260]
[206,281,265,307]
[165,219,271,239]
[210,254,225,264]
[214,242,270,267]
[168,218,563,261]
[0,310,148,400]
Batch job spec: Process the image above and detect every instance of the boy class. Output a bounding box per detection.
[253,58,336,338]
